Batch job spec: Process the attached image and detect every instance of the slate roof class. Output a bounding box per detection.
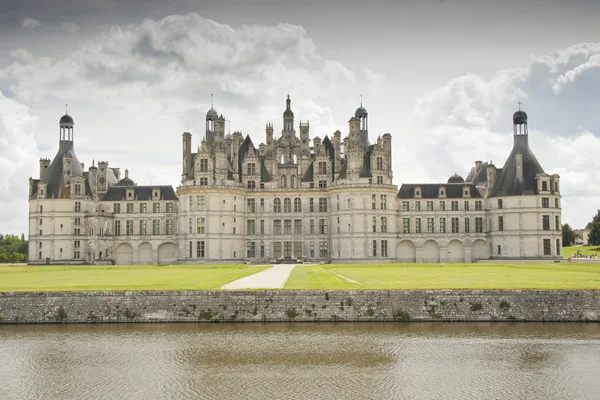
[359,144,374,178]
[322,135,336,180]
[302,162,314,182]
[465,161,489,185]
[490,135,545,197]
[102,186,178,201]
[32,141,87,199]
[397,183,483,199]
[260,161,272,182]
[237,135,255,182]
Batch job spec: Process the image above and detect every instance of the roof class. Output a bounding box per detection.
[465,161,489,185]
[322,135,336,179]
[397,183,483,199]
[490,135,545,197]
[33,140,86,199]
[102,186,178,201]
[260,161,271,182]
[59,114,74,125]
[359,145,374,178]
[302,162,314,182]
[448,173,465,184]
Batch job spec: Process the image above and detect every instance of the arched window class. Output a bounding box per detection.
[281,175,287,188]
[290,175,296,188]
[294,198,302,213]
[284,198,292,213]
[274,198,281,213]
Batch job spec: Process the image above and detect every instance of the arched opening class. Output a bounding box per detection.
[422,240,440,263]
[446,240,465,262]
[281,175,287,188]
[158,242,177,264]
[397,240,416,263]
[471,239,490,260]
[115,243,133,265]
[284,198,292,213]
[139,242,152,264]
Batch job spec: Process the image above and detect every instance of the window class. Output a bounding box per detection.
[498,216,504,231]
[543,239,551,255]
[140,203,147,213]
[319,197,328,212]
[555,215,560,231]
[372,240,377,257]
[372,216,377,233]
[555,198,559,208]
[542,215,550,231]
[274,220,281,235]
[319,180,327,188]
[381,195,387,210]
[153,203,160,213]
[166,202,174,213]
[542,198,549,208]
[114,203,121,213]
[402,201,409,211]
[199,177,208,186]
[247,181,256,189]
[318,161,327,175]
[440,218,446,233]
[74,227,80,235]
[125,203,133,213]
[310,219,315,234]
[381,240,388,257]
[197,241,205,258]
[74,217,81,225]
[261,241,265,258]
[542,181,548,191]
[197,197,205,211]
[319,219,328,234]
[126,220,133,236]
[416,218,422,233]
[427,218,434,233]
[451,201,458,211]
[274,198,281,213]
[427,201,434,211]
[309,198,315,212]
[114,220,121,236]
[377,176,383,184]
[381,217,387,233]
[451,217,459,233]
[274,242,282,258]
[188,218,193,234]
[498,199,503,209]
[189,197,193,210]
[247,199,256,213]
[319,242,328,258]
[281,175,287,188]
[247,163,256,175]
[166,219,173,235]
[247,220,256,235]
[294,242,302,258]
[475,200,482,211]
[464,218,470,233]
[200,159,208,172]
[152,220,160,235]
[475,217,483,233]
[415,201,421,211]
[75,202,81,212]
[310,242,315,258]
[74,183,81,195]
[139,220,147,235]
[372,194,376,210]
[197,218,205,234]
[556,239,561,256]
[284,198,292,213]
[439,201,445,211]
[464,201,469,211]
[40,205,43,213]
[294,219,302,235]
[403,218,410,233]
[247,242,256,258]
[498,245,502,256]
[260,198,265,212]
[376,157,383,170]
[294,198,302,213]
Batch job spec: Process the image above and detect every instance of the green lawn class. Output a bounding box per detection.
[562,245,600,258]
[0,264,270,292]
[284,263,600,290]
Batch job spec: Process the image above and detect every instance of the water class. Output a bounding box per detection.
[1,323,600,400]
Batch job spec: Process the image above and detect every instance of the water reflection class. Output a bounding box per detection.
[1,323,600,400]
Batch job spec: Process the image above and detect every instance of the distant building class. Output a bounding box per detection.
[28,98,562,264]
[582,222,593,245]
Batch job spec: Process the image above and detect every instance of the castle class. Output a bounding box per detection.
[28,97,562,264]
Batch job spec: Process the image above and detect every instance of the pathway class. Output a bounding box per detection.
[221,264,297,289]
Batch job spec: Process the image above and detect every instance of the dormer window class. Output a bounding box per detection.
[153,189,160,200]
[126,189,134,199]
[200,159,208,173]
[438,186,446,198]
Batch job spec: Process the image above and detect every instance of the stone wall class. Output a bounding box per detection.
[0,290,599,324]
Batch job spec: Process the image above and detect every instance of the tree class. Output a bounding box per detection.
[588,209,600,246]
[562,223,576,247]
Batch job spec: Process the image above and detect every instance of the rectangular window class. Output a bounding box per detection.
[197,196,205,211]
[372,194,377,210]
[427,201,434,211]
[260,198,265,212]
[189,218,193,234]
[200,159,208,172]
[464,218,470,233]
[284,220,292,235]
[498,245,502,256]
[114,203,121,214]
[152,220,160,235]
[166,202,174,213]
[197,241,205,258]
[381,195,387,210]
[261,241,265,258]
[153,203,160,213]
[310,242,315,258]
[247,163,256,175]
[427,218,434,233]
[309,198,315,212]
[542,215,550,231]
[440,218,446,233]
[199,177,208,186]
[127,203,134,213]
[114,220,121,235]
[126,220,133,236]
[247,219,256,235]
[197,218,205,234]
[376,157,383,170]
[189,197,193,211]
[451,201,458,211]
[294,198,302,213]
[189,241,193,258]
[310,219,315,235]
[543,239,551,255]
[319,180,327,188]
[247,242,256,258]
[74,202,81,212]
[439,201,445,211]
[555,215,560,230]
[274,242,282,258]
[166,219,173,235]
[319,241,328,258]
[319,197,328,212]
[464,201,469,211]
[475,217,483,233]
[498,216,504,231]
[556,239,561,255]
[451,217,459,233]
[542,181,548,191]
[416,218,422,233]
[74,217,81,225]
[294,219,302,235]
[372,216,377,233]
[402,201,409,211]
[247,198,256,213]
[542,198,549,208]
[381,240,388,257]
[555,198,559,208]
[372,240,377,257]
[377,176,383,184]
[319,219,328,235]
[247,180,256,189]
[475,200,482,211]
[140,203,147,213]
[415,201,421,211]
[274,220,281,235]
[381,217,387,233]
[318,161,327,175]
[260,219,265,235]
[139,220,147,235]
[498,199,503,209]
[403,218,410,234]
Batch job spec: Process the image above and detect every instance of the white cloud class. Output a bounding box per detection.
[61,22,80,34]
[21,18,41,29]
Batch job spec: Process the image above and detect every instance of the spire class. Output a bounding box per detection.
[211,93,214,108]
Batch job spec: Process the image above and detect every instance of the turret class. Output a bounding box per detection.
[266,123,274,145]
[349,117,360,143]
[300,121,309,148]
[88,161,98,197]
[182,132,192,181]
[39,158,50,179]
[487,161,497,194]
[214,115,225,141]
[355,103,369,146]
[282,95,294,134]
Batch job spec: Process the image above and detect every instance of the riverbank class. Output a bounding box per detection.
[1,289,598,324]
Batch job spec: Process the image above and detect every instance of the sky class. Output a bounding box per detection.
[1,0,600,235]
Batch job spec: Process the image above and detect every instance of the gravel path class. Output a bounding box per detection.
[221,264,297,289]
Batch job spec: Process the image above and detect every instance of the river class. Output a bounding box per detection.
[1,323,599,399]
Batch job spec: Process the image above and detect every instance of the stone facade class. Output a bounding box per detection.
[28,98,561,264]
[1,290,598,323]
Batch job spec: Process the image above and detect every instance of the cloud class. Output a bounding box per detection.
[21,18,41,29]
[402,42,600,228]
[61,21,80,34]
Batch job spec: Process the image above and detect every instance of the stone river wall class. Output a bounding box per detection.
[0,290,599,324]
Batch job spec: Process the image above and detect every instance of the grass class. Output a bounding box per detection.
[283,263,600,290]
[0,264,270,292]
[562,245,600,258]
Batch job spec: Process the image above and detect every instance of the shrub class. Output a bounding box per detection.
[57,306,67,322]
[286,307,298,319]
[499,300,510,310]
[366,305,375,316]
[393,309,411,322]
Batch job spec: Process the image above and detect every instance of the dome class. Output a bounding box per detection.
[355,106,368,118]
[59,114,74,125]
[116,177,135,187]
[283,109,294,118]
[447,173,465,184]
[206,107,218,119]
[513,110,528,124]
